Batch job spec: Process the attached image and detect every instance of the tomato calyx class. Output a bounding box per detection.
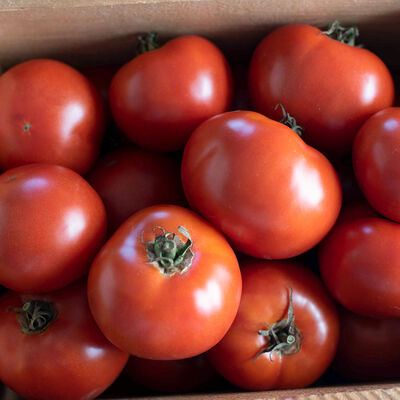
[255,289,303,361]
[142,226,194,277]
[11,300,58,335]
[275,104,304,136]
[321,21,360,47]
[136,32,160,55]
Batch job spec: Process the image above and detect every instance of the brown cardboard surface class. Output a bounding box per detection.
[1,0,400,69]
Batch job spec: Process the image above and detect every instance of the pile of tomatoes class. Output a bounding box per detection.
[0,21,400,400]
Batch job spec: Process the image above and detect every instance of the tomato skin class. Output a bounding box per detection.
[0,59,106,174]
[109,35,233,151]
[87,204,242,360]
[208,259,339,390]
[0,164,107,293]
[0,281,129,400]
[353,107,400,222]
[249,24,394,154]
[87,146,186,234]
[319,217,400,318]
[181,110,342,259]
[124,354,216,393]
[333,307,400,382]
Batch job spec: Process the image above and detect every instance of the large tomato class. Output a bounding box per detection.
[0,164,106,293]
[208,259,339,390]
[87,146,186,234]
[109,35,233,151]
[353,107,400,222]
[0,59,106,174]
[333,307,400,382]
[181,110,342,259]
[124,354,216,394]
[319,217,400,318]
[249,23,394,154]
[0,281,129,400]
[87,204,242,360]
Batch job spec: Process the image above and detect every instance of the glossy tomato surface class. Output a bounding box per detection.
[110,35,233,151]
[333,307,400,382]
[0,164,107,293]
[0,59,106,174]
[124,354,216,394]
[320,217,400,318]
[0,281,129,400]
[88,204,242,360]
[208,259,339,390]
[353,107,400,221]
[181,111,342,259]
[87,146,186,234]
[249,24,394,154]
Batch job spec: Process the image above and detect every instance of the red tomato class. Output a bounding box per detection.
[124,354,216,393]
[110,35,233,151]
[181,110,342,259]
[0,164,107,293]
[87,146,186,234]
[208,259,339,390]
[336,201,377,224]
[353,107,400,222]
[249,24,394,154]
[333,307,400,382]
[319,217,400,318]
[0,281,129,400]
[87,204,242,360]
[0,59,106,174]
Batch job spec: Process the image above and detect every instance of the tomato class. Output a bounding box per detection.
[181,110,342,259]
[0,281,129,400]
[353,107,400,222]
[336,201,377,224]
[110,35,233,151]
[87,204,242,360]
[0,59,106,174]
[0,164,106,293]
[124,354,216,393]
[333,306,400,382]
[87,146,186,234]
[249,23,394,154]
[208,259,339,390]
[319,217,400,318]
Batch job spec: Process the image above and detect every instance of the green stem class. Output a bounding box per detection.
[11,300,58,335]
[275,104,303,136]
[321,21,361,47]
[136,32,160,55]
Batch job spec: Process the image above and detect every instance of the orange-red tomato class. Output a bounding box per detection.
[353,107,400,222]
[0,59,106,174]
[87,146,186,234]
[182,111,342,259]
[110,35,233,151]
[249,24,394,154]
[0,164,107,293]
[0,281,129,400]
[208,259,339,390]
[88,205,242,360]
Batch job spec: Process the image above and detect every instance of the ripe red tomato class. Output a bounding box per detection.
[110,35,233,151]
[353,107,400,222]
[181,110,342,259]
[0,281,129,400]
[319,217,400,318]
[124,354,216,393]
[0,59,106,174]
[208,259,339,390]
[87,146,186,234]
[0,164,107,293]
[249,24,394,154]
[333,307,400,382]
[87,204,242,360]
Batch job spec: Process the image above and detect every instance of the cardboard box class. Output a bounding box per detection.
[1,0,400,399]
